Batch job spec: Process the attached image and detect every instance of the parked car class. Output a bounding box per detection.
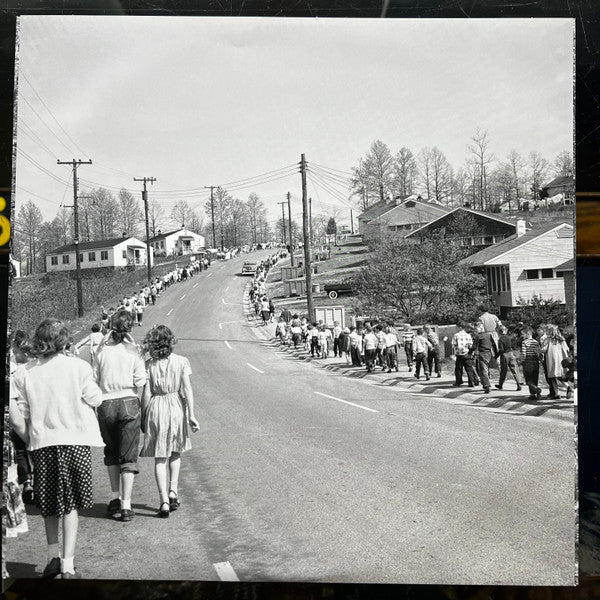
[242,261,258,275]
[323,282,354,300]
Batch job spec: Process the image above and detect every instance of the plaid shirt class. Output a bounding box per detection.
[452,330,473,356]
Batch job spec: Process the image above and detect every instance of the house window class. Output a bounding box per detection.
[79,253,84,262]
[122,250,127,259]
[88,252,96,261]
[51,256,58,265]
[62,255,70,264]
[388,226,395,231]
[541,268,553,279]
[160,240,165,249]
[556,271,565,278]
[526,269,539,280]
[486,266,511,294]
[484,236,493,245]
[100,250,108,260]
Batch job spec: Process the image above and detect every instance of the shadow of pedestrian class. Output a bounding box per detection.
[6,561,39,578]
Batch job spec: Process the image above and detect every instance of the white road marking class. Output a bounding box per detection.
[180,294,186,300]
[225,286,230,292]
[314,391,379,413]
[206,272,213,277]
[222,298,243,306]
[167,309,173,316]
[213,561,239,582]
[193,283,198,288]
[224,341,232,350]
[246,362,264,374]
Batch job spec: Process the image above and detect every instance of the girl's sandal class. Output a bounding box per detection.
[168,490,180,511]
[158,502,170,518]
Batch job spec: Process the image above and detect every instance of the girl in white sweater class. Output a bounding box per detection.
[13,319,104,579]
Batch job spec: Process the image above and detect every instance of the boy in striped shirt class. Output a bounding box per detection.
[521,327,542,399]
[401,324,415,371]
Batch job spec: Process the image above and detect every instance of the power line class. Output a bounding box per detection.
[308,171,355,209]
[308,164,353,186]
[308,161,354,177]
[20,70,88,157]
[16,148,72,186]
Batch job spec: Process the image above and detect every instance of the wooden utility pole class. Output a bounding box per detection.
[204,186,216,249]
[350,208,355,234]
[287,192,294,267]
[57,158,92,318]
[301,154,314,321]
[309,197,313,244]
[134,176,156,282]
[278,201,287,246]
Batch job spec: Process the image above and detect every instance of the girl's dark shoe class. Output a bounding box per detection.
[42,557,61,578]
[158,502,170,518]
[516,385,522,391]
[169,490,180,511]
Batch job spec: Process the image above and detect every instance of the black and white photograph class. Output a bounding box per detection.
[4,16,576,585]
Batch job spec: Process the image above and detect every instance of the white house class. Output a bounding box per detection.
[148,228,205,257]
[46,236,152,273]
[459,221,574,317]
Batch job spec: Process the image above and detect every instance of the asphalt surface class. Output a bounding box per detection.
[6,251,577,585]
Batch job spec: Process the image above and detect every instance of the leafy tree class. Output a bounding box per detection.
[352,234,487,324]
[326,217,337,235]
[504,294,572,330]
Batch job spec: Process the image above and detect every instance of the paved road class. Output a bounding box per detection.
[6,252,576,585]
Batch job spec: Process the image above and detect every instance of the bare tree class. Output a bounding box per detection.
[246,192,266,244]
[148,200,165,237]
[89,188,119,240]
[393,146,418,197]
[451,168,470,209]
[16,200,44,274]
[553,150,573,177]
[170,200,195,228]
[507,150,525,211]
[468,128,495,210]
[118,188,142,237]
[528,151,549,204]
[351,140,395,207]
[418,147,433,199]
[429,147,453,205]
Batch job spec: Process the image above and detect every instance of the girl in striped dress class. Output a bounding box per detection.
[140,326,199,518]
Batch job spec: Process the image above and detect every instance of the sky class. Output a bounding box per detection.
[14,16,574,229]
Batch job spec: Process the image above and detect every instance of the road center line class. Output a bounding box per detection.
[225,286,230,292]
[180,294,186,300]
[224,341,232,350]
[193,283,198,288]
[213,561,239,582]
[206,272,213,277]
[314,391,379,413]
[167,309,173,316]
[246,362,264,374]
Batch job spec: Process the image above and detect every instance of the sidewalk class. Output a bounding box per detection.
[244,296,575,423]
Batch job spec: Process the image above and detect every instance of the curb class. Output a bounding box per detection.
[243,294,574,423]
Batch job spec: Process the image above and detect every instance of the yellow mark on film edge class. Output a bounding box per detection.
[0,196,10,247]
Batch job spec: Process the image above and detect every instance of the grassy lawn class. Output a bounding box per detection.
[265,235,370,319]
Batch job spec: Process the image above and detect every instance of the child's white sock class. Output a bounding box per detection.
[121,499,131,510]
[61,556,75,574]
[47,544,60,561]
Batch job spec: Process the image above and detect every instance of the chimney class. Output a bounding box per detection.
[516,219,527,237]
[157,230,161,236]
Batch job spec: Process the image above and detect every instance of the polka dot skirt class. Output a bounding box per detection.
[29,446,93,518]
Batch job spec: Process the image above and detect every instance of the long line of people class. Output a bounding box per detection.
[269,308,575,401]
[4,257,210,578]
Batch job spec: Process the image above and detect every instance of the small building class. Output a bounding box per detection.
[46,236,152,273]
[148,228,205,257]
[405,206,517,251]
[357,199,396,236]
[555,258,575,314]
[363,196,450,242]
[459,222,574,317]
[540,175,574,206]
[9,254,21,278]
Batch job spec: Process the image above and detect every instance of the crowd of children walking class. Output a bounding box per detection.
[269,308,575,401]
[4,261,205,579]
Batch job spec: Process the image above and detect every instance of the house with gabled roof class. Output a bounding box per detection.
[148,228,205,257]
[363,196,450,242]
[46,236,152,273]
[459,221,574,317]
[539,175,574,206]
[404,206,517,251]
[357,199,394,236]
